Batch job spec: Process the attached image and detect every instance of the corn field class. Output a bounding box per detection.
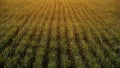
[0,0,120,68]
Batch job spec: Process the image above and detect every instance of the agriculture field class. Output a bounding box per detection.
[0,0,120,68]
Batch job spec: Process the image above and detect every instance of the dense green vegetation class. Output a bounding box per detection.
[0,0,120,68]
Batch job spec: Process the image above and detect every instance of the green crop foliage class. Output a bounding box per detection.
[0,0,120,68]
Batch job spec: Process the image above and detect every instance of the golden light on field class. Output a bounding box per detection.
[0,0,120,68]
